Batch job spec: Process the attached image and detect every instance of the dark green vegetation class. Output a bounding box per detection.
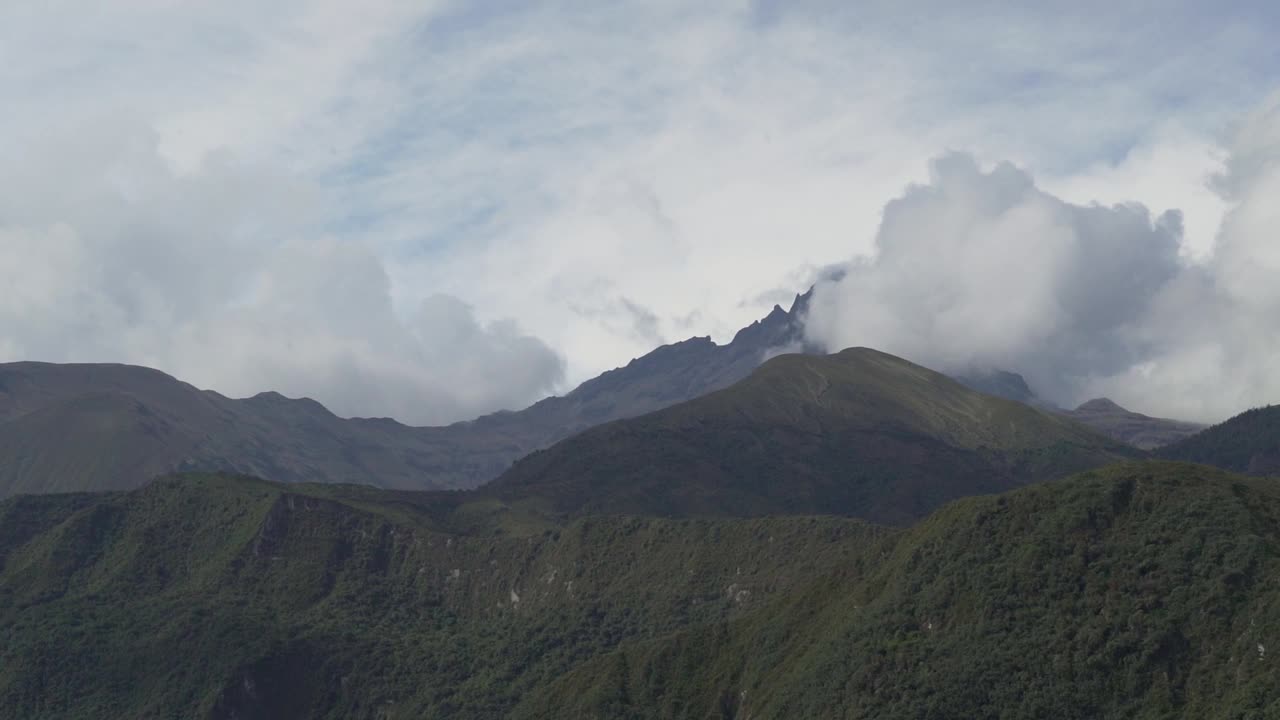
[1063,397,1204,450]
[1159,405,1280,475]
[0,295,808,498]
[5,463,1280,718]
[519,462,1280,719]
[4,338,1271,718]
[0,474,884,719]
[491,348,1138,526]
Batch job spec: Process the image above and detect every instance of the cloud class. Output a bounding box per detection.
[4,1,1280,422]
[1039,124,1229,260]
[0,120,563,425]
[1085,94,1280,420]
[355,1,1280,387]
[805,96,1280,422]
[804,153,1186,404]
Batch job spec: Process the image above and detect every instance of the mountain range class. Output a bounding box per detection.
[0,293,808,497]
[2,315,1278,716]
[0,289,1204,498]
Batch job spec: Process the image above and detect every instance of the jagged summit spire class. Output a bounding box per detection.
[788,286,814,317]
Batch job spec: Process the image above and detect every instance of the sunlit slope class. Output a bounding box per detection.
[491,347,1137,525]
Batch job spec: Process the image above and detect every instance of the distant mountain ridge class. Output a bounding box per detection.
[0,286,1215,497]
[0,361,476,496]
[468,289,813,442]
[952,374,1205,450]
[0,292,813,497]
[1063,397,1205,450]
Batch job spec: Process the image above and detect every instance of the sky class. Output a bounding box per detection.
[2,1,1279,424]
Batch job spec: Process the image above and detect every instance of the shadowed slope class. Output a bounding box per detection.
[1157,405,1280,475]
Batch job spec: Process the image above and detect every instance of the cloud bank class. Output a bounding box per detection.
[0,121,563,425]
[805,96,1280,422]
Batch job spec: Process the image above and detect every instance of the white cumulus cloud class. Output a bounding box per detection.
[805,95,1280,422]
[0,119,563,425]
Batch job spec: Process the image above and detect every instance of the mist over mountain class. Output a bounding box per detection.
[7,2,1280,717]
[952,368,1046,408]
[1064,397,1205,450]
[0,286,1222,500]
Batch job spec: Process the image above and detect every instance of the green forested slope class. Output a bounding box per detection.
[5,463,1280,718]
[0,475,884,719]
[1158,405,1280,475]
[518,462,1280,719]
